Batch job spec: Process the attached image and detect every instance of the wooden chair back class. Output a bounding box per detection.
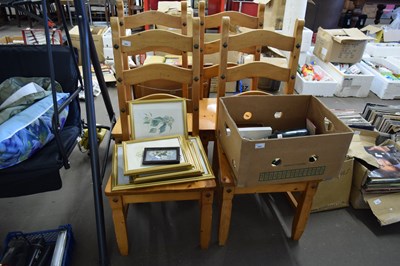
[217,16,304,97]
[198,0,265,98]
[111,15,201,141]
[115,0,189,98]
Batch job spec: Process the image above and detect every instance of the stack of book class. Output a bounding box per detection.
[111,135,214,191]
[361,103,400,134]
[363,144,400,193]
[331,109,374,130]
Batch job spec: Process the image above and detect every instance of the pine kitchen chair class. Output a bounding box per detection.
[111,0,192,142]
[196,0,266,155]
[105,15,216,255]
[214,16,326,246]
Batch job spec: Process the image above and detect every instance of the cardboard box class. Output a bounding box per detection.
[69,25,108,64]
[361,24,400,43]
[310,158,354,212]
[361,58,400,99]
[295,65,338,97]
[217,95,353,187]
[312,56,374,97]
[156,2,193,36]
[0,36,24,44]
[364,42,400,57]
[350,159,400,218]
[313,27,372,63]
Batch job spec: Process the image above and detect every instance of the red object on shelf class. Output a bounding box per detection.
[229,1,258,16]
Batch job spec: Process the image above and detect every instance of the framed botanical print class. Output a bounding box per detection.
[129,97,188,140]
[122,135,191,176]
[111,143,212,191]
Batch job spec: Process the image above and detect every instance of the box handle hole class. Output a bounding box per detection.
[309,155,318,163]
[274,112,282,119]
[243,111,252,120]
[324,117,334,132]
[224,123,231,136]
[271,158,281,166]
[232,159,237,169]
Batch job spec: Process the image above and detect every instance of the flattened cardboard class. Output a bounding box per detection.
[217,95,353,187]
[349,132,400,225]
[311,158,354,212]
[313,27,372,63]
[368,193,400,225]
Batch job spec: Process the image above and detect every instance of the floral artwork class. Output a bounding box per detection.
[129,98,187,139]
[143,113,175,134]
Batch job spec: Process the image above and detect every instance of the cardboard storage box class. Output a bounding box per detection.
[313,27,372,63]
[0,36,24,44]
[310,158,354,212]
[295,65,338,97]
[294,158,353,212]
[364,42,400,58]
[351,159,400,225]
[361,58,400,99]
[312,56,374,97]
[156,2,193,36]
[69,25,107,64]
[361,25,400,43]
[217,95,353,187]
[347,130,400,225]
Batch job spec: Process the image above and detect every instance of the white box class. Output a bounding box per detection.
[102,27,132,48]
[386,56,400,66]
[103,47,114,60]
[364,42,400,57]
[295,65,338,97]
[383,29,400,42]
[313,56,374,97]
[361,58,400,99]
[301,27,313,52]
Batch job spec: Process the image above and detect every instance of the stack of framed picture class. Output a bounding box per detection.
[111,98,214,191]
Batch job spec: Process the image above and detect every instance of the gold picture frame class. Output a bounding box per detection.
[111,144,214,191]
[129,97,188,140]
[122,135,192,176]
[188,136,214,177]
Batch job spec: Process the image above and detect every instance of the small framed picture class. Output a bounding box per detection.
[142,147,180,165]
[129,97,187,139]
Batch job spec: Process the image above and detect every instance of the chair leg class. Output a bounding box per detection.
[199,190,214,249]
[109,196,129,255]
[218,186,234,246]
[291,181,320,240]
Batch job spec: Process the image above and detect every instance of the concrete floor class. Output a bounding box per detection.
[1,18,400,266]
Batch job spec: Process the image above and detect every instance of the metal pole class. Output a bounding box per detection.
[74,0,109,265]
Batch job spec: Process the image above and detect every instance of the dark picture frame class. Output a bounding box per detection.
[142,147,180,165]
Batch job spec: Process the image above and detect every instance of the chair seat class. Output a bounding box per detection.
[104,174,216,255]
